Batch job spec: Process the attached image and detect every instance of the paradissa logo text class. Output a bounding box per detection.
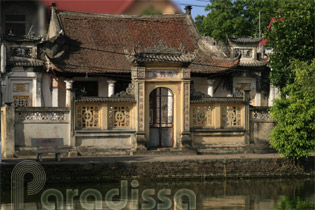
[11,160,196,210]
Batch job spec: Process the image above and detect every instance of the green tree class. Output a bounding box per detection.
[141,5,162,15]
[270,59,315,159]
[196,0,298,42]
[266,0,314,90]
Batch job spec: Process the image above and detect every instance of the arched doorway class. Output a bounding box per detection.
[149,87,173,148]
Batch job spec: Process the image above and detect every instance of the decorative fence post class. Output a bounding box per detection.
[65,80,73,108]
[244,89,251,144]
[1,103,15,158]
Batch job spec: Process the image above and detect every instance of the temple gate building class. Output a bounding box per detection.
[1,4,276,157]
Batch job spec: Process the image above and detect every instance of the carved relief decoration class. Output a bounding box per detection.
[138,83,145,130]
[76,104,99,128]
[222,106,241,127]
[112,82,135,98]
[17,111,65,121]
[109,106,131,128]
[252,110,271,120]
[233,88,245,97]
[184,83,190,130]
[191,105,212,128]
[14,96,31,107]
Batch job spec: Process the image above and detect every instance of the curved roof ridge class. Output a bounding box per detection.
[57,10,187,18]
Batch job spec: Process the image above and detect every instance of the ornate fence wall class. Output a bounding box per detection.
[190,103,245,129]
[74,98,137,155]
[250,106,275,144]
[75,102,135,130]
[190,97,248,152]
[15,107,71,147]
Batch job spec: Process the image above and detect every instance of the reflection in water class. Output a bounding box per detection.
[1,178,314,209]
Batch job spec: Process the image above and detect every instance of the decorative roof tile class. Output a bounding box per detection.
[75,96,136,103]
[191,97,245,104]
[229,37,262,44]
[126,52,196,64]
[239,60,267,67]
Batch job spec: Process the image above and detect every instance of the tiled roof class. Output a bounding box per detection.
[50,11,238,74]
[239,60,267,67]
[229,37,262,44]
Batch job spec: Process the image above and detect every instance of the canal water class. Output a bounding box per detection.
[1,178,314,209]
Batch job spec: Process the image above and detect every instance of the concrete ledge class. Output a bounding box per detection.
[1,155,314,184]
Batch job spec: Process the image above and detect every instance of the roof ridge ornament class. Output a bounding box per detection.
[111,82,135,98]
[124,41,196,65]
[140,40,186,54]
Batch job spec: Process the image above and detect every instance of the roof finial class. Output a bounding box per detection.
[185,5,192,15]
[51,2,56,10]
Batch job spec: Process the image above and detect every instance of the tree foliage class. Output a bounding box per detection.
[267,1,315,159]
[266,0,314,90]
[196,0,299,42]
[270,59,315,159]
[141,5,162,15]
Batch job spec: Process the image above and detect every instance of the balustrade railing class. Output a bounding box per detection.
[15,107,69,122]
[190,99,245,129]
[76,103,100,128]
[75,102,134,130]
[250,107,273,121]
[191,105,213,128]
[109,105,131,128]
[222,105,242,127]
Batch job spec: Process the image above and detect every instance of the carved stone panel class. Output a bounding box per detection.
[222,105,242,127]
[191,105,212,128]
[184,83,190,131]
[109,105,131,128]
[138,82,145,131]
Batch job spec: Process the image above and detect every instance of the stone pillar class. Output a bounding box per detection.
[227,92,233,97]
[132,67,147,150]
[35,73,42,107]
[181,81,192,149]
[65,80,73,108]
[255,92,261,106]
[52,79,59,107]
[107,80,116,97]
[38,3,46,37]
[268,85,280,106]
[1,104,15,158]
[207,79,215,97]
[244,89,251,144]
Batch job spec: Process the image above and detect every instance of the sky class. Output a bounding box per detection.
[174,0,210,19]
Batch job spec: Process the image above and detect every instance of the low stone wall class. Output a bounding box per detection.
[249,106,276,153]
[15,107,71,147]
[75,130,136,155]
[1,157,314,184]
